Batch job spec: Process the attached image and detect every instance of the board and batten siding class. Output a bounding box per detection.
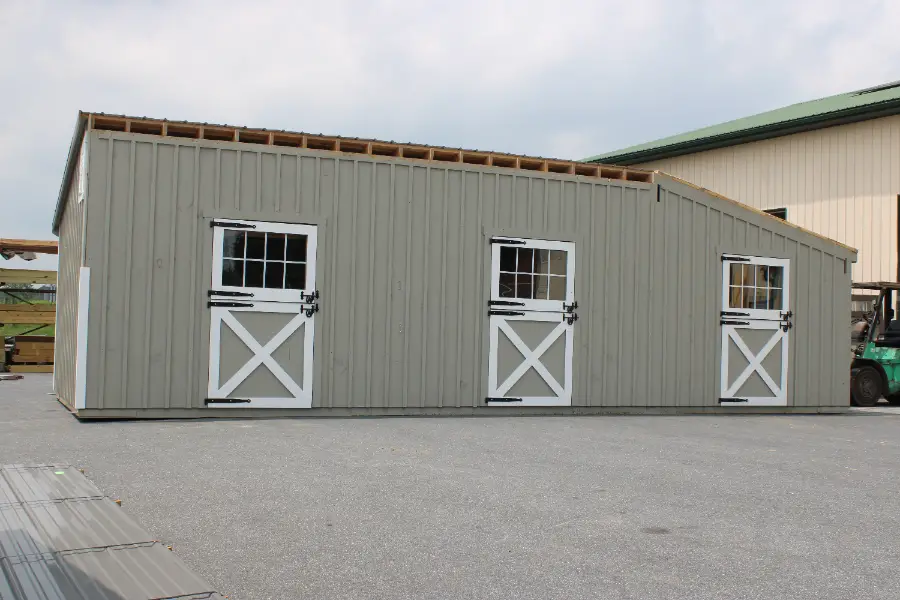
[635,114,900,284]
[76,131,853,415]
[53,150,86,409]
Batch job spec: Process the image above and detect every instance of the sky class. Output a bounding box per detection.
[2,0,899,271]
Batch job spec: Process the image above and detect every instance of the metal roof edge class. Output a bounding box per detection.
[655,172,858,258]
[586,97,900,166]
[51,112,89,236]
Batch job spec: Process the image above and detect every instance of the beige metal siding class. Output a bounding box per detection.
[637,115,900,283]
[79,132,853,414]
[53,150,86,409]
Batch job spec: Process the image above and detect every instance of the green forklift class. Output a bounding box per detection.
[851,282,900,406]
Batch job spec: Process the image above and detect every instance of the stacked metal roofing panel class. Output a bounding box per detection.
[0,464,223,600]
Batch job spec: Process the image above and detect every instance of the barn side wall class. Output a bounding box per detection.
[79,132,854,414]
[53,147,86,410]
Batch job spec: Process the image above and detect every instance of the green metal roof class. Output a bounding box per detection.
[586,81,900,165]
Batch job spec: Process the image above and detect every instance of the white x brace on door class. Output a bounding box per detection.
[207,219,318,408]
[487,237,576,407]
[719,254,791,407]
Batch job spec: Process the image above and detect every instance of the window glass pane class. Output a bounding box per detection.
[742,286,755,309]
[768,266,783,288]
[246,232,266,260]
[516,274,533,299]
[222,259,244,286]
[499,246,516,272]
[245,260,264,287]
[264,261,284,288]
[535,250,550,275]
[285,263,307,290]
[729,286,742,308]
[548,250,566,276]
[285,234,307,262]
[266,233,285,261]
[498,272,515,298]
[729,264,742,286]
[534,274,550,299]
[756,265,769,286]
[741,264,755,287]
[548,275,566,301]
[518,248,534,273]
[768,288,782,310]
[754,287,768,309]
[223,230,245,258]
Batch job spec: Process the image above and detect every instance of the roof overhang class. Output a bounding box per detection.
[587,97,900,166]
[50,112,90,235]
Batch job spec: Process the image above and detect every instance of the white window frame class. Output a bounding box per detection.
[721,254,790,321]
[490,237,575,313]
[211,219,317,303]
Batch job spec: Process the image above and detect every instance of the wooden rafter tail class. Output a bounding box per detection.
[86,113,655,184]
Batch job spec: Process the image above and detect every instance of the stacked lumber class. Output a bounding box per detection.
[8,335,54,373]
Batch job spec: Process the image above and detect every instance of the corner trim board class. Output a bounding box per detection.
[75,266,90,410]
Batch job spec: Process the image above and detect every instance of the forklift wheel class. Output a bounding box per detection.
[851,367,881,407]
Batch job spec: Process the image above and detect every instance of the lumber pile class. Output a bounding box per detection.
[7,336,54,373]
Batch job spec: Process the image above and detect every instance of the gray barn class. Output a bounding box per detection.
[51,112,856,418]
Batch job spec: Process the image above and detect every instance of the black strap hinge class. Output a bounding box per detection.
[490,238,526,245]
[489,310,525,317]
[489,300,525,307]
[208,290,254,298]
[486,397,523,403]
[210,220,256,229]
[720,311,749,317]
[208,301,254,308]
[719,398,749,403]
[722,255,750,262]
[205,398,252,405]
[721,320,750,326]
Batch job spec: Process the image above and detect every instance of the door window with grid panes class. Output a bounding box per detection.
[721,255,789,321]
[211,220,318,303]
[490,237,575,312]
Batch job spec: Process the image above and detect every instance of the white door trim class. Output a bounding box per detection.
[490,237,575,313]
[488,311,574,407]
[721,254,790,321]
[720,320,788,406]
[207,302,314,409]
[211,219,318,303]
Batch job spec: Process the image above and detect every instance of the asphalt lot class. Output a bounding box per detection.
[1,375,899,600]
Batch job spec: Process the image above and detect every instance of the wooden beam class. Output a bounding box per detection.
[8,365,53,373]
[0,269,57,285]
[0,239,59,255]
[0,304,56,324]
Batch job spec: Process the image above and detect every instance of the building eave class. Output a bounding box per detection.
[587,98,900,166]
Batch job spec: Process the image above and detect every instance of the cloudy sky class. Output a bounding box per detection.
[2,0,899,270]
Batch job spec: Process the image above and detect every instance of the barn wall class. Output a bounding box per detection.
[53,146,86,409]
[80,132,855,413]
[635,115,900,284]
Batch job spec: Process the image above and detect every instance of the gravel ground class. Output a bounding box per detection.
[1,374,899,600]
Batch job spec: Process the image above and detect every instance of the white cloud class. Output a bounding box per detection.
[1,0,899,240]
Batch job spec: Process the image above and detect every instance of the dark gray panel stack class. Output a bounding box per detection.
[0,465,222,600]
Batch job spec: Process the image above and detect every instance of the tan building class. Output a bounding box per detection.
[587,81,900,284]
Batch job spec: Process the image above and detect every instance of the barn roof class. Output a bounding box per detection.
[586,80,900,165]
